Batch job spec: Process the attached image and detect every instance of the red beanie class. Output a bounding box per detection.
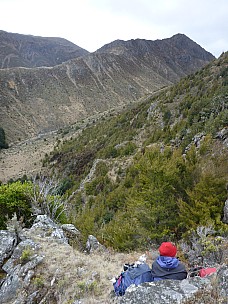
[159,242,177,257]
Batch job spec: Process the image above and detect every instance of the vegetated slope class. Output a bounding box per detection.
[43,52,228,251]
[0,34,214,143]
[0,30,89,68]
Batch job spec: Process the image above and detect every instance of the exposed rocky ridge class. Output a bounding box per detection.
[116,269,227,304]
[97,34,214,75]
[0,30,89,68]
[0,215,227,303]
[0,33,214,143]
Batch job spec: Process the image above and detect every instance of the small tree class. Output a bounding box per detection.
[0,127,8,149]
[178,174,227,231]
[31,177,67,223]
[0,181,32,229]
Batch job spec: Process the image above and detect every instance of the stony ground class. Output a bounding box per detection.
[0,131,58,183]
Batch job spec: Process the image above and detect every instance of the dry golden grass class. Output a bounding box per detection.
[28,232,155,304]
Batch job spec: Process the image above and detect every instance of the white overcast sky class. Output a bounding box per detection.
[0,0,227,57]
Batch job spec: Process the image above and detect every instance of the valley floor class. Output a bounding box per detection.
[0,133,56,183]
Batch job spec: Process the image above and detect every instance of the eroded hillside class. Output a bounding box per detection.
[0,30,89,68]
[0,34,214,143]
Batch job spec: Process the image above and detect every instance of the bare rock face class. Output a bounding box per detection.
[0,237,44,304]
[61,223,81,236]
[24,214,68,243]
[118,277,211,303]
[216,127,228,148]
[0,215,75,304]
[0,230,17,267]
[86,234,107,253]
[61,223,84,251]
[223,199,228,224]
[216,265,228,301]
[179,227,227,267]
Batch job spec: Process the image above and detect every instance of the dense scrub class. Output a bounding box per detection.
[73,144,227,250]
[2,53,228,251]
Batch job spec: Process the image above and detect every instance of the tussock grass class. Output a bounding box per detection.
[30,233,154,303]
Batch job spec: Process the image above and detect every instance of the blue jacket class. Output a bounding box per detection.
[113,263,153,296]
[151,256,187,281]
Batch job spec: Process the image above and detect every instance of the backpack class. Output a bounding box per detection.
[199,267,216,277]
[113,263,153,296]
[188,266,217,278]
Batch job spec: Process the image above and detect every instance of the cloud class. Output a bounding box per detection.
[83,0,228,56]
[0,0,227,56]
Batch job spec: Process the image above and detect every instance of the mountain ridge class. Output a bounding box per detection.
[0,31,215,143]
[0,30,89,69]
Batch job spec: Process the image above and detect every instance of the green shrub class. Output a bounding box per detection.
[85,176,112,196]
[119,142,137,156]
[0,181,33,229]
[0,127,8,149]
[20,247,33,264]
[32,275,45,288]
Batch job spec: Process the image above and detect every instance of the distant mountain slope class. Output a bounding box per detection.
[0,34,215,143]
[0,30,89,68]
[97,34,214,75]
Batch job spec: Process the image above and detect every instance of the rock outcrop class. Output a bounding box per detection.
[26,215,68,243]
[86,234,107,253]
[61,223,83,251]
[0,215,111,303]
[216,127,228,148]
[0,230,17,267]
[223,199,228,224]
[0,239,44,304]
[0,217,227,303]
[116,266,228,304]
[0,215,69,304]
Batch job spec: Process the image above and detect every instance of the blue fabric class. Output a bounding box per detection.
[128,263,151,279]
[113,263,153,296]
[156,256,179,269]
[153,277,162,281]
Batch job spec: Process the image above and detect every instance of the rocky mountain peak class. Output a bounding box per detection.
[97,34,214,59]
[0,30,89,68]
